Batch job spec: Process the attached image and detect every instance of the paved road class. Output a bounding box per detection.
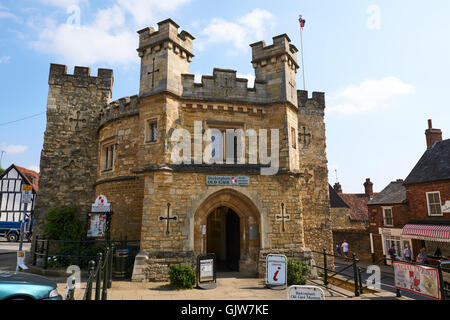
[334,261,433,300]
[0,252,17,271]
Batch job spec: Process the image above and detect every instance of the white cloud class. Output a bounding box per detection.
[27,165,40,173]
[1,144,28,155]
[198,9,275,53]
[30,0,191,66]
[31,5,137,66]
[0,56,11,64]
[0,5,19,21]
[327,77,415,115]
[237,73,255,87]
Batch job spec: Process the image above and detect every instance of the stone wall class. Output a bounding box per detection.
[333,229,372,261]
[34,64,113,235]
[297,91,334,266]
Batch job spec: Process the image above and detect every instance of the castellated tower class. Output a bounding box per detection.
[137,19,195,97]
[250,34,299,106]
[34,64,113,233]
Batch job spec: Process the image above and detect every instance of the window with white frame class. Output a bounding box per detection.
[426,192,442,216]
[383,207,393,227]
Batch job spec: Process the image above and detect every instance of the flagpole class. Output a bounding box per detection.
[299,15,306,90]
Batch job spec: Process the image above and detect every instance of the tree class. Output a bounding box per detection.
[44,206,84,240]
[0,167,4,175]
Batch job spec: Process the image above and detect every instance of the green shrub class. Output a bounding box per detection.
[169,265,196,290]
[44,206,84,240]
[287,258,309,286]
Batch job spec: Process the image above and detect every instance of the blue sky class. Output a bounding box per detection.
[0,0,449,193]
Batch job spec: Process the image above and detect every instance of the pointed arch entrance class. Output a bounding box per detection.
[194,189,261,274]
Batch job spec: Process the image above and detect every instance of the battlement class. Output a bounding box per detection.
[137,18,194,62]
[181,68,268,104]
[99,95,139,128]
[250,34,299,71]
[48,63,114,91]
[297,90,326,109]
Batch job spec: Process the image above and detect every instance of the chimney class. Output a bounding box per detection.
[425,119,442,148]
[396,179,404,182]
[364,178,373,197]
[333,182,342,194]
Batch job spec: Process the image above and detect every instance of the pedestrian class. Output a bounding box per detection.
[336,245,341,256]
[422,248,428,265]
[341,240,349,258]
[388,245,396,261]
[403,244,412,262]
[434,247,442,258]
[416,248,426,264]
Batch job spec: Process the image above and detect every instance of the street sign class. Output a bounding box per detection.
[91,195,111,213]
[393,261,441,300]
[21,185,33,204]
[266,254,287,289]
[197,254,217,290]
[16,251,28,271]
[287,285,325,300]
[206,176,250,186]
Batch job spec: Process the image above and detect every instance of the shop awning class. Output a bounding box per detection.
[402,224,450,242]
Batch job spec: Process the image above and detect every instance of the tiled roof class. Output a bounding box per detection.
[367,181,406,206]
[404,139,450,185]
[15,165,39,192]
[339,193,371,222]
[329,184,349,208]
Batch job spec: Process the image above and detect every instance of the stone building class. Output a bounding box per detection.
[34,19,333,281]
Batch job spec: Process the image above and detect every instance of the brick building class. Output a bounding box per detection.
[368,120,450,263]
[34,19,333,281]
[330,180,373,261]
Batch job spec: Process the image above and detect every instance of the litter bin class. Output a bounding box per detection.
[113,249,129,278]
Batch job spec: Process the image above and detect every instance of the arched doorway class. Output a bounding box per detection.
[207,207,240,271]
[194,189,261,274]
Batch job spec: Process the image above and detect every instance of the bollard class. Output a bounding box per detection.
[102,247,110,300]
[323,248,328,286]
[95,253,103,300]
[437,262,446,301]
[358,267,363,294]
[352,253,360,297]
[108,244,114,288]
[85,260,96,300]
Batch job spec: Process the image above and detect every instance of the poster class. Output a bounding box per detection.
[199,259,214,282]
[86,212,107,238]
[393,261,441,300]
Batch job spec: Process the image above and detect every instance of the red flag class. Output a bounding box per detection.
[299,15,306,30]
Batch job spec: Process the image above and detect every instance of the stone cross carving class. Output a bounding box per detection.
[301,169,313,186]
[69,110,86,130]
[275,202,291,233]
[299,126,311,147]
[159,203,177,235]
[148,58,160,89]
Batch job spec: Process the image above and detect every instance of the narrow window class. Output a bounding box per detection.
[291,127,297,149]
[147,121,158,142]
[104,145,114,170]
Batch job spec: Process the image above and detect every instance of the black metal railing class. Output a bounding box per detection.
[32,236,139,271]
[311,248,363,297]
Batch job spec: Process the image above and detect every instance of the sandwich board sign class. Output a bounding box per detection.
[197,253,217,290]
[287,285,325,300]
[266,254,287,289]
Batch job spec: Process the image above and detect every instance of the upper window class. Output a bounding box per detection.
[383,207,393,227]
[426,192,442,216]
[146,120,158,143]
[104,144,115,171]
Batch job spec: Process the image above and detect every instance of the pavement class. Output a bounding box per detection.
[56,272,409,301]
[0,240,31,254]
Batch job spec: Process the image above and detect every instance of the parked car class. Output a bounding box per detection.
[0,271,62,300]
